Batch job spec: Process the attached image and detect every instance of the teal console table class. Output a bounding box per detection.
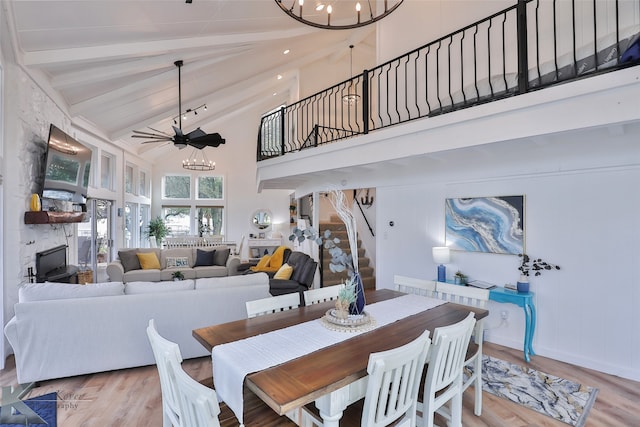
[488,287,536,362]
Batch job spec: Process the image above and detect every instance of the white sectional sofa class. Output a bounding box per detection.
[4,273,270,384]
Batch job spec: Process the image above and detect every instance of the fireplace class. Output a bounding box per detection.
[35,245,78,283]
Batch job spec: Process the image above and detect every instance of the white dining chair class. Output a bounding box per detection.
[417,312,476,427]
[299,330,432,427]
[245,293,301,318]
[361,329,432,427]
[146,319,189,427]
[435,281,490,415]
[303,284,345,306]
[394,275,437,298]
[147,319,297,427]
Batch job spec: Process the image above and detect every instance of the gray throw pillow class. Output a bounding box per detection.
[118,250,141,273]
[213,248,230,266]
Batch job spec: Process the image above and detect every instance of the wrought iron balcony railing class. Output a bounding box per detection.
[257,0,640,161]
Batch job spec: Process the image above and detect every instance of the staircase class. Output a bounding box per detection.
[319,216,375,290]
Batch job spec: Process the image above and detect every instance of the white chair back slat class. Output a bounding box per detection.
[170,361,221,427]
[435,282,489,308]
[304,284,346,306]
[245,293,301,318]
[394,275,437,298]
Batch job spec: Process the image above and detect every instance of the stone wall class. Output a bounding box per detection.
[3,63,75,325]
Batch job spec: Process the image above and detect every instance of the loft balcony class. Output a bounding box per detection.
[256,0,640,190]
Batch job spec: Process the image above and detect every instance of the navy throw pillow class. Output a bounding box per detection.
[195,249,216,267]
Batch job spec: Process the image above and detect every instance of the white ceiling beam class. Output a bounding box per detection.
[22,27,318,66]
[51,47,251,90]
[110,42,343,139]
[69,56,233,116]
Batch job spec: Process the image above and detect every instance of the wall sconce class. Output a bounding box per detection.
[360,189,374,207]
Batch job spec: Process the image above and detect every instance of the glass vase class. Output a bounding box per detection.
[349,272,366,315]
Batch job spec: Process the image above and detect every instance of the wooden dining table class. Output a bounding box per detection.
[193,288,489,426]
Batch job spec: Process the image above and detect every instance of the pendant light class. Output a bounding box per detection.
[343,45,360,105]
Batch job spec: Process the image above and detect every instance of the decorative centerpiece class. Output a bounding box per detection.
[323,277,374,331]
[172,271,185,281]
[517,253,561,293]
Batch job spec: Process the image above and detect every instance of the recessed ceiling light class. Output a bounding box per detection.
[273,92,278,96]
[283,49,290,55]
[277,74,283,80]
[315,3,324,11]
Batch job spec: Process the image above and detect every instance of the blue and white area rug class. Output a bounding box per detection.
[467,355,598,427]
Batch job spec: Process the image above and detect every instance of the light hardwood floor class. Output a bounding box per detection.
[1,342,638,426]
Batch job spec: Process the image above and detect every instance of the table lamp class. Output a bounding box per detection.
[432,246,450,282]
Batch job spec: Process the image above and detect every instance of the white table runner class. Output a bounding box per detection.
[212,294,446,424]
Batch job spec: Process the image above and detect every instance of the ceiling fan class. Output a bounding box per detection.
[132,60,225,150]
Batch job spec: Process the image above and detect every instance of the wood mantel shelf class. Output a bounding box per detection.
[24,211,88,224]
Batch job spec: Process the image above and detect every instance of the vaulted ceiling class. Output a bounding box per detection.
[5,0,378,156]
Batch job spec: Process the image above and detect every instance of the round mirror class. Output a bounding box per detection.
[251,209,272,231]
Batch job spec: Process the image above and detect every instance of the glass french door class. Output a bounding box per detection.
[77,199,113,281]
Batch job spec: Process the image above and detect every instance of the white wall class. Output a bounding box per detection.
[374,140,640,381]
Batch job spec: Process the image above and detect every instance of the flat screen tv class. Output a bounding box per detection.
[39,124,92,206]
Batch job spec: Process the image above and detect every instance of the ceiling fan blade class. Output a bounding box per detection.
[140,138,172,144]
[132,134,172,140]
[147,126,173,137]
[172,126,184,137]
[188,133,226,149]
[132,130,166,137]
[186,127,207,139]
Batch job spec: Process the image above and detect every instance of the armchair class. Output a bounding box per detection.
[269,251,318,302]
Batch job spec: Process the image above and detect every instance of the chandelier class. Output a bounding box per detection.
[183,148,215,171]
[275,0,404,30]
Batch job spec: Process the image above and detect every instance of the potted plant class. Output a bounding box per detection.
[172,271,184,281]
[454,271,467,285]
[517,253,561,293]
[145,216,170,247]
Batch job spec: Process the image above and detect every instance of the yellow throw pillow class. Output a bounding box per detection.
[137,252,161,270]
[250,255,272,272]
[274,263,294,280]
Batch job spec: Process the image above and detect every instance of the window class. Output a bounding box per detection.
[196,176,223,199]
[139,204,150,247]
[124,203,136,248]
[162,206,191,236]
[197,206,224,235]
[125,164,134,194]
[163,175,190,199]
[100,153,113,190]
[139,170,149,197]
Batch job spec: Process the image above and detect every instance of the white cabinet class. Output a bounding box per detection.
[248,238,283,260]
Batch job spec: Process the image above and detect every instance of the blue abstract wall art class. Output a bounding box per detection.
[445,196,525,254]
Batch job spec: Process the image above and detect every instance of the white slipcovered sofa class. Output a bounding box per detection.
[4,273,270,384]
